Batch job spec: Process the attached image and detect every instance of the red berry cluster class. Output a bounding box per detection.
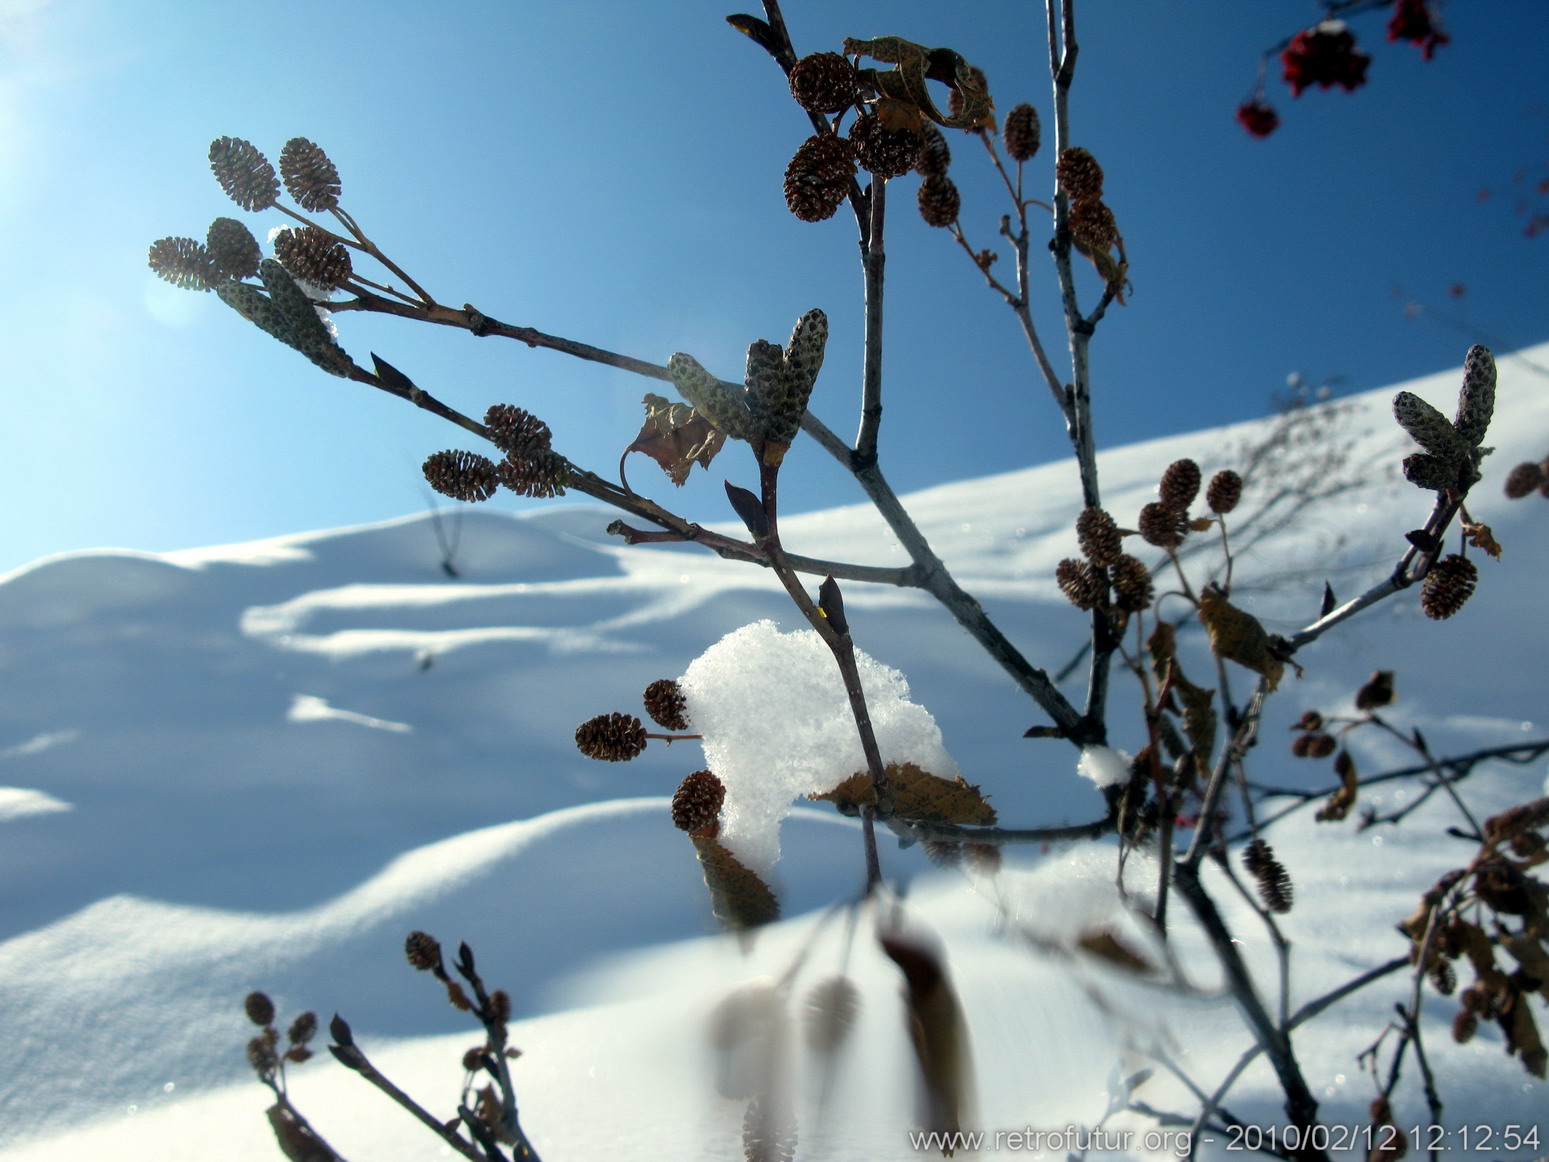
[1387,0,1449,60]
[1281,21,1371,97]
[1235,100,1280,140]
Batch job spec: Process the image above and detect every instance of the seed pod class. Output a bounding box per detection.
[273,225,352,290]
[1393,390,1468,464]
[643,678,690,731]
[1056,558,1105,610]
[672,770,725,833]
[575,712,647,761]
[1453,344,1495,447]
[788,51,859,114]
[483,404,553,455]
[1402,451,1458,493]
[1056,147,1104,200]
[917,174,961,228]
[1419,554,1477,620]
[667,353,759,443]
[207,217,262,281]
[1205,469,1243,514]
[783,133,856,223]
[423,450,500,502]
[405,931,443,972]
[1068,197,1118,253]
[1137,501,1187,549]
[209,137,279,211]
[849,113,921,179]
[1291,732,1337,759]
[148,236,214,290]
[244,991,276,1027]
[287,1011,319,1046]
[1452,1007,1478,1043]
[1354,670,1395,711]
[1158,459,1202,512]
[1075,507,1122,567]
[1503,461,1545,499]
[279,137,341,212]
[915,122,951,177]
[1242,838,1293,913]
[1110,554,1153,612]
[1003,103,1041,162]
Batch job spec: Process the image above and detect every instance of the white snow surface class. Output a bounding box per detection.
[1,345,1547,1159]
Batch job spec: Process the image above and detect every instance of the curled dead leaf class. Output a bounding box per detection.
[625,394,726,486]
[809,761,995,826]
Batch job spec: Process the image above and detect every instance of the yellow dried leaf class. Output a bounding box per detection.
[1197,585,1289,691]
[809,761,996,826]
[1464,521,1503,560]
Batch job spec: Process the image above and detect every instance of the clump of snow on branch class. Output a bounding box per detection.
[678,620,957,877]
[1077,745,1131,789]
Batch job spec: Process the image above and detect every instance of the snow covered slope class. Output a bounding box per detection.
[1,346,1546,1158]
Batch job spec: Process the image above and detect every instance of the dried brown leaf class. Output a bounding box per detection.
[1464,521,1503,560]
[690,834,780,930]
[627,393,726,486]
[1197,586,1289,691]
[808,761,996,826]
[1316,749,1359,822]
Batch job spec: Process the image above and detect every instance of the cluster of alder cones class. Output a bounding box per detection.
[780,48,1043,232]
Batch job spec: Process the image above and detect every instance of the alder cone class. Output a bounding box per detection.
[1158,459,1201,512]
[1420,554,1477,620]
[916,174,960,227]
[788,52,859,114]
[207,217,262,281]
[574,712,647,761]
[1075,506,1121,567]
[274,225,351,290]
[1068,197,1118,254]
[1206,469,1243,514]
[643,678,689,731]
[1003,103,1041,162]
[1137,501,1187,548]
[279,137,341,212]
[1055,147,1104,200]
[915,122,951,177]
[423,450,499,502]
[209,136,279,211]
[849,113,920,180]
[784,133,855,222]
[671,770,724,833]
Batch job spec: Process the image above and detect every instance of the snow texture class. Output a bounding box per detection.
[1077,744,1132,789]
[679,619,957,876]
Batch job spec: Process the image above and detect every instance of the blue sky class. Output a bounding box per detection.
[1,0,1545,575]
